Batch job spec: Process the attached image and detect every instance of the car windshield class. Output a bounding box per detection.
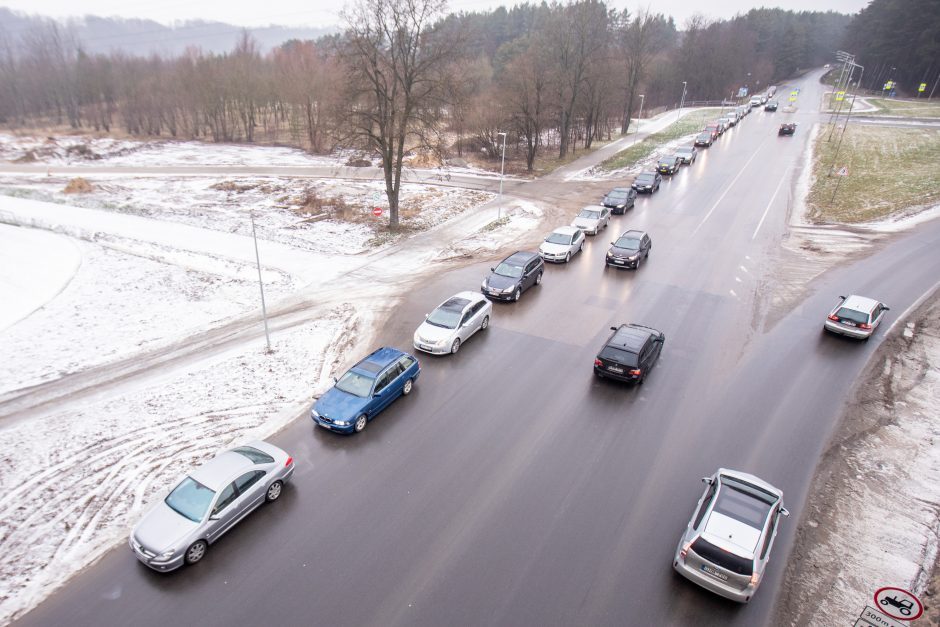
[712,482,774,529]
[598,346,638,367]
[606,190,629,200]
[835,307,868,324]
[334,370,375,397]
[165,477,215,523]
[546,232,573,245]
[636,174,655,182]
[614,237,641,250]
[578,209,600,219]
[494,262,524,278]
[426,306,462,329]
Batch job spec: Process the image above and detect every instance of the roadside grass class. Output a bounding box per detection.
[598,113,710,171]
[807,125,940,223]
[866,97,940,118]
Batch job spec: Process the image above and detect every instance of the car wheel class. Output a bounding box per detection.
[579,241,584,252]
[513,287,521,301]
[638,373,646,385]
[535,272,543,285]
[451,338,461,354]
[481,315,489,330]
[402,378,414,395]
[354,414,367,433]
[265,480,283,502]
[185,540,208,565]
[635,256,641,270]
[564,252,571,263]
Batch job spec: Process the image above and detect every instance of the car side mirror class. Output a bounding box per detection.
[332,377,338,384]
[702,476,713,485]
[490,267,495,272]
[839,295,846,300]
[424,313,429,319]
[780,507,790,517]
[610,326,618,331]
[883,306,890,311]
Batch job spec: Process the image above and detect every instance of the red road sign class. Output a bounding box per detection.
[372,207,383,217]
[874,587,923,621]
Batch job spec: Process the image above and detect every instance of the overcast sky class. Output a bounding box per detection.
[0,0,870,28]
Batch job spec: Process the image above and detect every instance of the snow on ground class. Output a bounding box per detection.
[0,224,81,331]
[435,200,544,261]
[774,292,940,626]
[0,306,355,625]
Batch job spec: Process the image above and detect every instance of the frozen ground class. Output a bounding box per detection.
[774,290,940,626]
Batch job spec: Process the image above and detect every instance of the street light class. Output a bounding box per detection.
[497,131,507,219]
[633,94,645,137]
[249,207,272,353]
[678,81,687,122]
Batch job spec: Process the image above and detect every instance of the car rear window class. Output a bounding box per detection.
[835,307,868,324]
[233,446,275,464]
[599,346,638,367]
[691,538,754,576]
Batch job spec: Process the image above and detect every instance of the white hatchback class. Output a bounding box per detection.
[413,291,492,355]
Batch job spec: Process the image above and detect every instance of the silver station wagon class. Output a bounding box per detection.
[130,441,294,571]
[673,469,789,603]
[823,294,889,340]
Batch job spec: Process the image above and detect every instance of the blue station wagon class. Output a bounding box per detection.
[311,347,421,434]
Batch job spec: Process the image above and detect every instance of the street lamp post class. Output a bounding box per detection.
[678,81,687,122]
[633,94,645,137]
[249,207,272,353]
[497,131,507,219]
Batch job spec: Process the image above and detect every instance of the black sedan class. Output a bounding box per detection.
[657,156,682,175]
[694,132,713,147]
[631,171,662,194]
[605,229,651,270]
[481,251,544,302]
[602,187,637,214]
[764,100,778,112]
[778,123,796,136]
[593,323,665,385]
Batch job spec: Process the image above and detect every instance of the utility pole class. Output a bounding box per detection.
[250,208,272,353]
[930,70,940,100]
[497,131,507,220]
[677,81,687,123]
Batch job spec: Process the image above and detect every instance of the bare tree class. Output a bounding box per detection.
[618,9,660,135]
[342,0,458,230]
[502,39,550,171]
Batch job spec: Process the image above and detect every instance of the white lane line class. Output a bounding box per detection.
[735,276,742,283]
[739,265,749,273]
[729,289,738,298]
[752,169,790,240]
[691,136,770,236]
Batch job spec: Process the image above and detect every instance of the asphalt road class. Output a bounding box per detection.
[16,72,940,626]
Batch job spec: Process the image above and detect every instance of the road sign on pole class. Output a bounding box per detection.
[835,91,845,102]
[873,587,923,621]
[372,207,383,217]
[837,166,849,176]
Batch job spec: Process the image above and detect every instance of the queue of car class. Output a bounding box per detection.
[128,89,889,610]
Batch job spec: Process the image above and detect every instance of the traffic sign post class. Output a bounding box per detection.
[837,166,849,177]
[918,82,927,98]
[855,606,905,627]
[835,90,845,102]
[372,207,383,217]
[873,587,923,621]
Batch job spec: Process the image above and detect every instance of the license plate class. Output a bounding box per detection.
[701,565,729,581]
[608,366,623,374]
[613,260,624,265]
[841,320,856,327]
[421,343,433,351]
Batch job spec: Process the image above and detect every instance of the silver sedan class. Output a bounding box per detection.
[129,440,294,571]
[570,205,611,235]
[539,226,585,263]
[413,291,492,355]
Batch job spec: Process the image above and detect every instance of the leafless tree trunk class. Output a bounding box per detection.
[620,10,657,135]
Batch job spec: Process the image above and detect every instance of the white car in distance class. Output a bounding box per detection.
[539,226,585,263]
[413,291,492,355]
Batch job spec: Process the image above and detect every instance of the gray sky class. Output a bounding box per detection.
[0,0,869,28]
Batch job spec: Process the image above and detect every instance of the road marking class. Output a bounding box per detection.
[739,265,749,273]
[729,289,738,298]
[735,276,742,283]
[752,169,790,239]
[692,136,769,236]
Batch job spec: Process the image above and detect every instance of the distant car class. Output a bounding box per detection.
[130,441,295,572]
[778,123,796,136]
[717,117,733,129]
[606,229,651,269]
[760,95,768,104]
[675,146,697,164]
[311,347,421,433]
[823,295,889,340]
[571,205,611,235]
[657,156,682,175]
[704,123,722,138]
[413,291,492,354]
[632,171,662,193]
[749,96,762,107]
[481,251,544,301]
[593,323,664,384]
[764,100,778,112]
[673,469,790,603]
[737,105,749,118]
[602,187,637,214]
[539,225,585,263]
[694,132,714,147]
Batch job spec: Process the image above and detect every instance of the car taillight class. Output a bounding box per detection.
[827,314,839,321]
[750,572,761,587]
[680,541,692,559]
[859,323,872,330]
[594,359,602,367]
[629,369,641,376]
[285,456,293,467]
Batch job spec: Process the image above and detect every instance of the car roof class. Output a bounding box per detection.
[437,296,472,312]
[503,251,538,265]
[607,324,654,353]
[579,204,607,212]
[354,346,407,374]
[190,450,255,491]
[619,229,646,238]
[841,295,880,312]
[552,225,581,235]
[452,290,485,304]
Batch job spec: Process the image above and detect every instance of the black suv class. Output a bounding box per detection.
[593,323,665,384]
[481,251,544,302]
[606,230,651,269]
[632,171,662,194]
[602,187,637,214]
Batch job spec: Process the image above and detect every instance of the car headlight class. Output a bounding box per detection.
[617,204,625,208]
[481,280,487,289]
[628,254,639,260]
[156,549,175,560]
[437,338,450,346]
[334,420,350,426]
[311,408,320,418]
[503,286,515,293]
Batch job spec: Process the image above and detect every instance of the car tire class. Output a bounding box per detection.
[638,373,646,385]
[564,252,571,263]
[535,272,543,285]
[635,256,641,270]
[451,338,461,354]
[579,241,584,252]
[185,540,208,565]
[513,287,521,302]
[481,315,489,330]
[402,378,414,395]
[265,480,283,502]
[354,414,367,433]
